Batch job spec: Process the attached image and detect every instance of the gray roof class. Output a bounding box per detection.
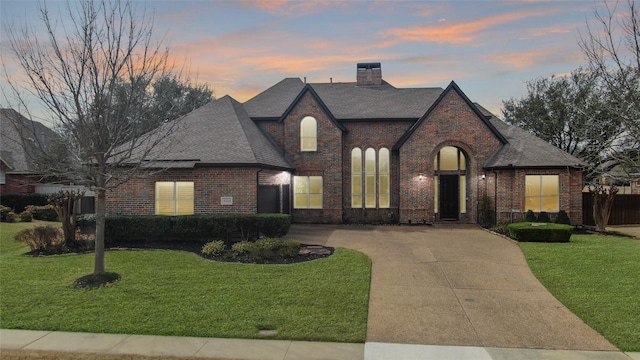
[0,109,57,174]
[148,96,293,170]
[245,79,443,120]
[477,105,586,168]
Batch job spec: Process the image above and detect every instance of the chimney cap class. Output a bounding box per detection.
[357,62,381,70]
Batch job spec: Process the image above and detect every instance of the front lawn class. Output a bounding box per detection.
[519,234,640,351]
[0,222,371,342]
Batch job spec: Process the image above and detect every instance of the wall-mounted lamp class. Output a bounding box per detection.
[481,173,486,180]
[419,173,425,180]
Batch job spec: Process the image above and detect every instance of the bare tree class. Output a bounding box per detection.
[580,0,640,178]
[588,184,619,232]
[3,0,188,275]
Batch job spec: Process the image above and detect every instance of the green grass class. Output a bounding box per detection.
[519,234,640,351]
[0,221,371,342]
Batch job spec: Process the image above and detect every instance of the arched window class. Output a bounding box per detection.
[300,116,317,151]
[434,146,467,215]
[351,148,362,208]
[365,148,376,208]
[379,148,390,208]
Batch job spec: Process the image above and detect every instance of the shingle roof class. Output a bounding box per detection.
[476,105,586,168]
[0,109,56,174]
[245,79,443,120]
[147,96,293,170]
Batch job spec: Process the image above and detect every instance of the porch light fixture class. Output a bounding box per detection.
[481,174,486,180]
[419,173,425,180]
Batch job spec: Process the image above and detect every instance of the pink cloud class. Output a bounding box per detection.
[381,10,548,45]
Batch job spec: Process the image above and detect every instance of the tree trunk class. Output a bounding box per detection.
[94,188,106,275]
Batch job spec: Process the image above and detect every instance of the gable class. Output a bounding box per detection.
[394,81,507,150]
[280,84,348,132]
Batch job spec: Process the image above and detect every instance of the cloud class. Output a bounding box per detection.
[381,9,547,46]
[482,47,582,69]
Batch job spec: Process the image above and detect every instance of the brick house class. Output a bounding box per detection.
[106,63,585,225]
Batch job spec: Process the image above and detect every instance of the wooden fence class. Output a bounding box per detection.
[582,193,640,225]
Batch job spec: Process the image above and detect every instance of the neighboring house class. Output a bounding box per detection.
[0,108,56,194]
[0,109,95,213]
[106,63,585,225]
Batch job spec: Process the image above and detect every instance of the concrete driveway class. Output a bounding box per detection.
[286,224,618,351]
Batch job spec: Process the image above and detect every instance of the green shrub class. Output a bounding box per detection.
[26,205,58,221]
[507,222,573,242]
[257,214,292,237]
[280,239,301,259]
[0,193,48,213]
[478,194,494,228]
[15,226,65,252]
[555,210,571,225]
[201,240,226,257]
[1,205,12,222]
[537,211,551,223]
[76,214,96,233]
[20,211,33,222]
[490,223,510,237]
[6,211,17,223]
[105,215,173,243]
[231,241,252,257]
[524,209,536,222]
[248,238,283,261]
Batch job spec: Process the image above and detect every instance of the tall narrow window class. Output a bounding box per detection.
[351,148,362,208]
[155,181,194,216]
[365,148,376,208]
[294,176,323,209]
[525,175,559,212]
[300,116,317,151]
[379,148,390,208]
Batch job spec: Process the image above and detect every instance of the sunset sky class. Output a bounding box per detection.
[0,1,612,118]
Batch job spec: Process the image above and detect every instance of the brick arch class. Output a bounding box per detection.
[429,141,476,172]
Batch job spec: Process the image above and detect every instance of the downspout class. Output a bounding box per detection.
[493,168,498,225]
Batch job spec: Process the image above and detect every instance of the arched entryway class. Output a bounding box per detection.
[434,146,467,220]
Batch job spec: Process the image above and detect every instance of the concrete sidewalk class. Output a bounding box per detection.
[2,329,638,360]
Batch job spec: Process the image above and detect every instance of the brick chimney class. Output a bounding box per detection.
[356,62,382,86]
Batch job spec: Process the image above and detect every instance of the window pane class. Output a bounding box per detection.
[365,148,376,172]
[541,196,558,212]
[294,176,308,194]
[365,195,376,208]
[379,148,389,172]
[379,175,389,194]
[175,182,194,200]
[541,175,559,196]
[294,194,308,208]
[460,176,466,213]
[525,196,539,213]
[300,116,317,151]
[351,148,362,172]
[459,152,466,171]
[525,176,541,196]
[352,195,362,208]
[309,194,322,208]
[379,194,390,208]
[439,146,458,170]
[156,200,174,216]
[309,176,322,194]
[175,200,194,215]
[156,182,174,200]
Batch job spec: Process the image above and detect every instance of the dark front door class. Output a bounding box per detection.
[258,185,280,213]
[440,175,459,220]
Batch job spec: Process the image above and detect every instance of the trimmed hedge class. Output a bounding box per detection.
[0,193,48,213]
[25,205,59,221]
[76,214,291,243]
[507,222,574,242]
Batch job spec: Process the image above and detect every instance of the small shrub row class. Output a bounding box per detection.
[205,238,302,262]
[76,214,291,244]
[15,226,94,254]
[0,193,48,213]
[524,210,571,225]
[25,205,59,221]
[507,222,574,242]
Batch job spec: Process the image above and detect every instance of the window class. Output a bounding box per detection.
[525,175,559,212]
[300,116,317,151]
[379,148,390,208]
[351,147,390,208]
[351,148,362,208]
[365,148,376,208]
[155,182,194,216]
[0,170,5,185]
[294,176,322,209]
